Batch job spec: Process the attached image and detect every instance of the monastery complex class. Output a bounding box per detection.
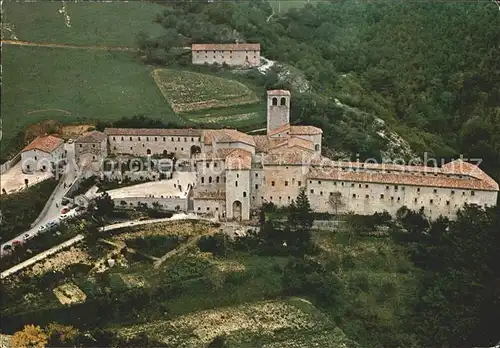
[100,90,498,220]
[19,90,499,221]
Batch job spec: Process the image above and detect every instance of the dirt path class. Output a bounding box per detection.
[1,39,138,52]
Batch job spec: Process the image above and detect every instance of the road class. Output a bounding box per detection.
[0,235,85,279]
[100,212,209,232]
[0,142,78,257]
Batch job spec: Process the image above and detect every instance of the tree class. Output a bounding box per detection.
[92,191,115,223]
[208,335,229,348]
[328,191,344,216]
[11,324,48,348]
[286,187,314,252]
[45,322,79,347]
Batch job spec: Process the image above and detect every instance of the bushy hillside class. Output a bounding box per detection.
[141,0,500,178]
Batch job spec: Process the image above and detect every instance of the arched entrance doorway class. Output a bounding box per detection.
[190,145,201,158]
[146,149,151,155]
[232,200,242,221]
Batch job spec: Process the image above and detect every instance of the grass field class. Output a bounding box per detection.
[1,45,180,152]
[1,1,166,46]
[269,0,325,13]
[183,103,266,129]
[153,69,260,113]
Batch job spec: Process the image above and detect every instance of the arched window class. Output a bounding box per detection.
[209,176,212,183]
[315,144,320,151]
[243,192,247,197]
[201,177,205,184]
[280,97,286,106]
[272,97,278,106]
[216,176,220,183]
[235,181,238,187]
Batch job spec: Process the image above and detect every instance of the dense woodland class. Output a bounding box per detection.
[139,0,500,180]
[134,1,500,346]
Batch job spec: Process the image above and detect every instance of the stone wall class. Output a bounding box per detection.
[260,165,308,206]
[0,152,21,174]
[192,49,260,67]
[108,134,201,158]
[193,198,225,216]
[225,169,251,220]
[306,179,498,220]
[114,196,188,212]
[267,95,290,132]
[75,140,107,163]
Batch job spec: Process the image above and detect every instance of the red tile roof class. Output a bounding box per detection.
[225,149,252,170]
[203,129,255,147]
[267,90,291,96]
[192,43,260,51]
[290,125,323,135]
[252,135,285,153]
[76,131,106,143]
[307,163,499,191]
[214,129,255,147]
[268,123,291,137]
[104,128,202,136]
[263,147,318,165]
[22,135,64,154]
[270,137,314,152]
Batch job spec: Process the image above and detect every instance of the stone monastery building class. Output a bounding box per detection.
[104,90,498,221]
[191,43,261,67]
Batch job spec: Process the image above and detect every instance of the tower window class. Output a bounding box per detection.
[280,97,286,106]
[285,181,289,186]
[272,97,278,106]
[235,181,238,187]
[255,184,258,189]
[243,192,247,197]
[272,181,275,186]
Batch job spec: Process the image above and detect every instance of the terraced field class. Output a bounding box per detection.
[153,69,260,113]
[118,298,359,347]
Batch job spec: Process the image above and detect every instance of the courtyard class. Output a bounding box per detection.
[0,162,53,195]
[107,171,197,200]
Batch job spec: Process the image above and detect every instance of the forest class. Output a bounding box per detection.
[138,0,500,180]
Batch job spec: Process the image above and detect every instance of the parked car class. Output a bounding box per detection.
[12,240,21,246]
[61,207,70,214]
[2,244,12,251]
[23,233,32,241]
[39,225,46,231]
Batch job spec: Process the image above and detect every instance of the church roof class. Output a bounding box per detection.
[76,131,106,143]
[307,160,499,191]
[104,128,202,137]
[22,135,64,154]
[267,90,291,96]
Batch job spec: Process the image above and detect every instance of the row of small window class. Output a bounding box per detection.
[78,144,97,148]
[201,176,225,184]
[122,146,187,152]
[112,136,199,142]
[311,180,476,196]
[201,50,258,54]
[197,206,220,211]
[203,55,257,59]
[270,180,302,187]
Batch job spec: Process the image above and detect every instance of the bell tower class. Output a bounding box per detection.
[267,90,290,134]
